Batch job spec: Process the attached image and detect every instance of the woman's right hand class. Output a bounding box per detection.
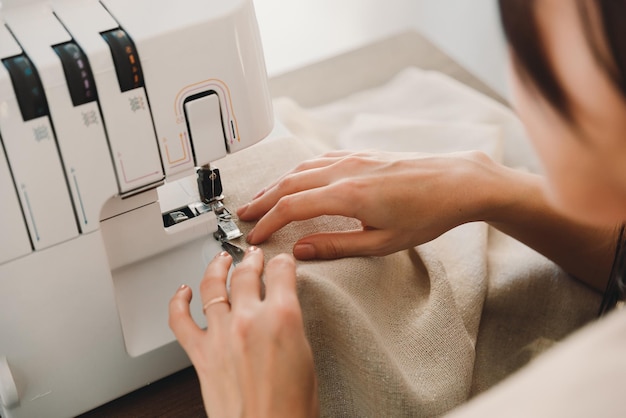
[237,150,503,260]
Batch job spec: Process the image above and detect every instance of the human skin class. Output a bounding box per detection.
[511,0,626,225]
[238,0,624,291]
[169,0,625,416]
[169,248,319,418]
[238,149,616,291]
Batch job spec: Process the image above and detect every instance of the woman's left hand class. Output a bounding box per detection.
[169,247,319,418]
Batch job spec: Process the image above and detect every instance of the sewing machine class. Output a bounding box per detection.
[0,0,272,416]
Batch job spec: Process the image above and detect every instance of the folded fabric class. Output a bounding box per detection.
[216,67,601,417]
[275,67,539,172]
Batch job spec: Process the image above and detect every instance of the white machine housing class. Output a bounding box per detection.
[0,0,273,416]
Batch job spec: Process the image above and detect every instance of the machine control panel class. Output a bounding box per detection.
[2,54,49,120]
[53,41,98,106]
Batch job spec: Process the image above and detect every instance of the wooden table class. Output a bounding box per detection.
[79,30,504,418]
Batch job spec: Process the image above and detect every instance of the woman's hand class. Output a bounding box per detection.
[169,248,319,418]
[237,150,500,260]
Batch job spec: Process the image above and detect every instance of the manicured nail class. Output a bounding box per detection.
[293,243,316,260]
[236,204,249,217]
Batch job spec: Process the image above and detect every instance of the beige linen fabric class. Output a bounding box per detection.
[215,68,603,416]
[219,137,480,416]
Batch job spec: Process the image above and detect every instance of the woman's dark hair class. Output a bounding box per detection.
[498,0,626,121]
[498,0,626,314]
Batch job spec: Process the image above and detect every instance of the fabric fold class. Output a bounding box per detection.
[215,67,600,417]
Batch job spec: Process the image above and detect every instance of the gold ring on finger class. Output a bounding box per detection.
[202,296,229,314]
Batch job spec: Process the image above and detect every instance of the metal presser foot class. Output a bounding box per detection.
[197,164,246,265]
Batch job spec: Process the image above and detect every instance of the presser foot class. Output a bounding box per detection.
[197,165,246,264]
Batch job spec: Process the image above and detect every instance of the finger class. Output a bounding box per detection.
[238,168,333,222]
[264,253,298,304]
[257,153,353,196]
[229,246,264,309]
[199,251,233,324]
[169,285,204,354]
[237,151,349,221]
[246,186,357,245]
[239,172,321,221]
[292,229,398,260]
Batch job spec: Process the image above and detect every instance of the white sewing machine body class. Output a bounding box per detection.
[0,0,272,416]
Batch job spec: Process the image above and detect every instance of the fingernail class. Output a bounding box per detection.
[178,284,189,292]
[247,245,259,253]
[236,203,249,217]
[246,228,256,243]
[294,243,316,260]
[217,251,230,258]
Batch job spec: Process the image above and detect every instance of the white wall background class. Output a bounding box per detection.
[253,0,510,98]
